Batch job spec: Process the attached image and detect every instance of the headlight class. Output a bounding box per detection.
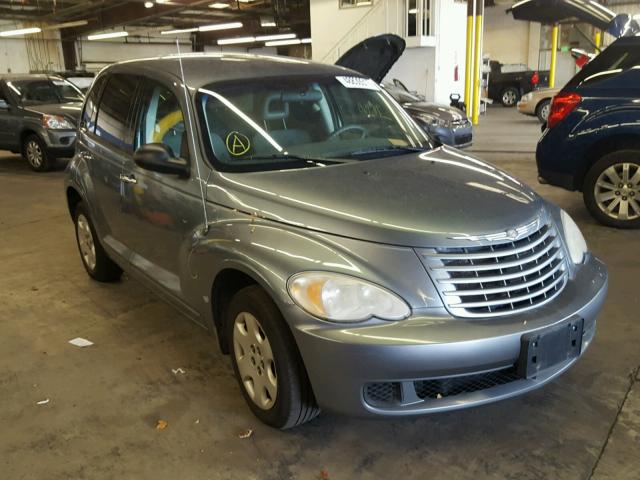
[287,272,411,323]
[42,114,74,130]
[521,92,533,101]
[561,210,588,264]
[417,114,449,128]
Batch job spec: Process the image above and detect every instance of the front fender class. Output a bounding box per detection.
[187,208,441,331]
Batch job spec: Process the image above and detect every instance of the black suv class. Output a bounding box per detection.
[536,35,640,228]
[0,74,83,171]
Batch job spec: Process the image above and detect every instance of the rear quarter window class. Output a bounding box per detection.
[80,76,105,133]
[94,74,139,151]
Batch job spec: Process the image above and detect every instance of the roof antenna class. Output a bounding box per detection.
[175,38,210,234]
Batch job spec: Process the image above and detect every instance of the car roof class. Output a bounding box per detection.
[103,53,360,87]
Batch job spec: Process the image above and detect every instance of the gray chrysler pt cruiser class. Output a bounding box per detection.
[65,54,608,429]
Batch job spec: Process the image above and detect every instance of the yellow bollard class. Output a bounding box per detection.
[471,1,483,125]
[549,24,559,89]
[464,0,475,113]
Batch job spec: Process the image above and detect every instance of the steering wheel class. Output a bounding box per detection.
[329,124,368,140]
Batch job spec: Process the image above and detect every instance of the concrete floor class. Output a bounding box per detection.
[1,107,639,480]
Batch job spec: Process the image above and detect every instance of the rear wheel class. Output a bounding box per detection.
[536,99,551,124]
[22,134,51,172]
[73,202,123,281]
[583,150,640,229]
[501,87,519,107]
[227,285,319,429]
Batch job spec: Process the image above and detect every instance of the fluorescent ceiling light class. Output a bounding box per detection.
[217,36,256,45]
[161,27,198,35]
[261,21,276,27]
[87,31,129,40]
[254,33,296,41]
[198,22,242,32]
[210,2,229,8]
[301,38,312,44]
[265,39,302,46]
[144,1,154,8]
[0,27,41,37]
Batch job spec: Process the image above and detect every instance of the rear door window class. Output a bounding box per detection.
[565,41,640,88]
[95,74,139,151]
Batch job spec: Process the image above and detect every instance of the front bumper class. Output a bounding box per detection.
[428,124,473,149]
[44,129,77,158]
[517,99,534,115]
[289,255,607,417]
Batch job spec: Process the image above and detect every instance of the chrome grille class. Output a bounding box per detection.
[420,223,568,318]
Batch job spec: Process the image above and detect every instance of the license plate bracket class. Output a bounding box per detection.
[517,318,584,379]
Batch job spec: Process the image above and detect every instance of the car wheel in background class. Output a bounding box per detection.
[536,99,551,124]
[227,285,319,429]
[500,87,519,107]
[22,134,51,172]
[73,202,123,281]
[583,150,640,229]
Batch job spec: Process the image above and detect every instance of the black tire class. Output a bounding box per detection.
[583,149,640,229]
[22,134,52,172]
[226,285,319,429]
[536,99,551,124]
[500,87,520,107]
[73,202,123,281]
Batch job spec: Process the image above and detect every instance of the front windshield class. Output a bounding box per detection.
[196,75,431,172]
[7,77,84,106]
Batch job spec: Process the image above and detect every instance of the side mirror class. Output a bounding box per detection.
[0,99,9,110]
[133,143,189,177]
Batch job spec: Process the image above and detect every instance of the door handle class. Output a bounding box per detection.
[79,151,93,161]
[119,174,137,184]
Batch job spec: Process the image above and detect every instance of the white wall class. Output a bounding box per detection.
[432,0,467,104]
[78,40,188,68]
[484,6,540,69]
[0,23,64,73]
[385,47,436,100]
[310,0,405,63]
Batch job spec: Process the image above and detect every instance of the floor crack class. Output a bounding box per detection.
[587,365,640,480]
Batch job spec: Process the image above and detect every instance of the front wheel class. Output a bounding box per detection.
[227,285,319,429]
[500,87,519,107]
[22,134,51,172]
[583,150,640,229]
[536,99,551,124]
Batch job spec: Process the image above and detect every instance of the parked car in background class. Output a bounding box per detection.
[488,61,549,107]
[0,74,83,171]
[518,87,561,123]
[337,34,473,148]
[537,35,640,229]
[54,71,95,93]
[66,53,607,429]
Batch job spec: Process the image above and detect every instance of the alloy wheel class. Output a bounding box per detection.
[233,312,277,410]
[594,162,640,221]
[76,214,97,271]
[26,140,43,168]
[502,90,517,106]
[540,103,550,121]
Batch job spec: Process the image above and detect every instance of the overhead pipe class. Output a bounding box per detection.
[471,0,484,125]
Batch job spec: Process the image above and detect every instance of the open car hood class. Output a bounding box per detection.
[334,34,406,84]
[508,0,639,38]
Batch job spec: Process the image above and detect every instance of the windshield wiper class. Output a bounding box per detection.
[248,154,346,167]
[342,145,426,158]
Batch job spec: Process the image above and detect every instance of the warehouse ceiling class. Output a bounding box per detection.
[0,0,310,39]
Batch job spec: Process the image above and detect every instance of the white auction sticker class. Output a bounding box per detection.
[335,76,380,91]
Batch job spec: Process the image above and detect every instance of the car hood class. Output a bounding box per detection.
[403,102,468,123]
[334,34,406,84]
[23,102,83,124]
[209,147,547,248]
[508,0,639,38]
